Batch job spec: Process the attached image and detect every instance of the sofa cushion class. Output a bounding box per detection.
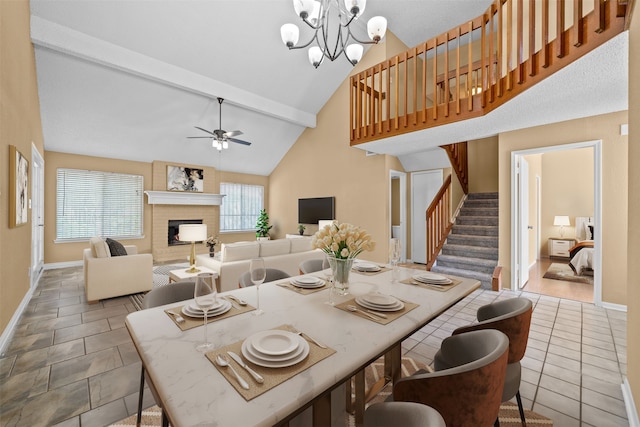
[221,242,260,262]
[90,237,111,258]
[290,237,313,253]
[106,238,128,256]
[259,239,291,257]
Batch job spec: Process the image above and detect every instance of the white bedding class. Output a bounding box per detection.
[569,247,594,275]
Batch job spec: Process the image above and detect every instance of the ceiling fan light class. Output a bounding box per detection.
[344,0,366,17]
[308,46,323,68]
[367,16,387,42]
[216,141,223,151]
[345,44,363,65]
[222,140,229,149]
[281,23,299,48]
[293,0,315,19]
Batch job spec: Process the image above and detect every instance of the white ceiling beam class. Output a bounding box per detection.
[30,16,316,129]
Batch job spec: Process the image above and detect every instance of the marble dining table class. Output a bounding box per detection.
[125,264,480,427]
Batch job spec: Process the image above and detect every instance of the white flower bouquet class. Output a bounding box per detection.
[311,222,376,259]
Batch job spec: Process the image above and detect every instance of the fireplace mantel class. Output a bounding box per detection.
[144,191,225,206]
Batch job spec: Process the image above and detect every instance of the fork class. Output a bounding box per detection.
[292,328,327,348]
[167,310,185,324]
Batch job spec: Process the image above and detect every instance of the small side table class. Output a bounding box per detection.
[548,237,576,258]
[169,266,220,292]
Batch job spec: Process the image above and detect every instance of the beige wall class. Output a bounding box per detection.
[498,111,628,305]
[0,0,45,332]
[627,3,639,416]
[468,136,499,193]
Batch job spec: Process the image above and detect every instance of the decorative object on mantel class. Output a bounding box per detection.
[144,191,225,206]
[167,165,204,192]
[280,0,387,68]
[312,222,375,295]
[297,224,306,235]
[255,209,273,240]
[9,145,29,228]
[179,224,207,273]
[206,235,221,257]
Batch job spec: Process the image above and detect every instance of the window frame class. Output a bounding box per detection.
[219,182,265,233]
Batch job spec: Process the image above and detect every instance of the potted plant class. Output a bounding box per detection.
[255,209,272,240]
[298,224,306,235]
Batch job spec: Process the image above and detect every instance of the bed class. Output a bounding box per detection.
[569,216,594,276]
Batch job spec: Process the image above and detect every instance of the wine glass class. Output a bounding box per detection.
[250,258,266,315]
[322,256,335,306]
[389,238,401,281]
[194,273,216,352]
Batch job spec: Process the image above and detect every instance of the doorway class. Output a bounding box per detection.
[410,170,443,264]
[389,170,407,262]
[31,144,45,288]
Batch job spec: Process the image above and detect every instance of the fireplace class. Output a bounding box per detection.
[168,219,203,246]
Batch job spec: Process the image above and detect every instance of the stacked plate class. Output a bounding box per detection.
[355,293,404,312]
[241,330,310,368]
[290,276,325,289]
[181,299,232,318]
[412,272,453,286]
[353,261,381,272]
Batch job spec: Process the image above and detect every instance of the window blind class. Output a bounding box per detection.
[220,182,264,232]
[56,168,144,241]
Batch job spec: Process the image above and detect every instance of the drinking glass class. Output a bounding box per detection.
[250,258,266,315]
[322,256,335,306]
[194,273,216,352]
[389,238,401,280]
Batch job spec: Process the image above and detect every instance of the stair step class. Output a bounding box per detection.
[436,254,497,275]
[466,192,499,200]
[451,224,498,237]
[447,234,498,248]
[442,244,498,260]
[459,207,498,217]
[430,265,493,290]
[463,198,499,208]
[455,216,499,226]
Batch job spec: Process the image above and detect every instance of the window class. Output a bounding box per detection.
[220,183,264,232]
[56,168,144,241]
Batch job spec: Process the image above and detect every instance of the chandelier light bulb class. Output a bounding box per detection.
[345,44,363,65]
[293,0,315,19]
[280,23,299,47]
[367,16,387,42]
[308,46,323,68]
[344,0,366,17]
[309,1,322,25]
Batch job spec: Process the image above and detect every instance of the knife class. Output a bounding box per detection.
[227,351,264,383]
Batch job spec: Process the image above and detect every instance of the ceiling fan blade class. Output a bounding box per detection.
[228,137,252,146]
[224,130,243,138]
[194,126,216,136]
[187,136,214,139]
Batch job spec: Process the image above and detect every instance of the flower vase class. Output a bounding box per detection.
[327,256,354,296]
[209,246,215,257]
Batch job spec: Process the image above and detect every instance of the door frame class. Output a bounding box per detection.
[31,144,45,289]
[389,170,407,262]
[510,139,602,305]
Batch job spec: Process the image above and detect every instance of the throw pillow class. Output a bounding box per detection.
[90,237,111,258]
[106,238,128,256]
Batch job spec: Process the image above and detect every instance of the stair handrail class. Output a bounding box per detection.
[425,175,453,270]
[441,142,468,194]
[349,0,628,146]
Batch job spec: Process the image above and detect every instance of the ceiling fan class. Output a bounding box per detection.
[188,97,252,150]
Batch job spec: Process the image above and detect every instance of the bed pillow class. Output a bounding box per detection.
[584,223,594,240]
[106,238,128,256]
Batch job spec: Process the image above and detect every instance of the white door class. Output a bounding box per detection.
[411,170,443,264]
[389,171,407,262]
[516,157,529,289]
[31,145,45,288]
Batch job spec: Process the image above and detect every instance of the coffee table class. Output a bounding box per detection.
[168,266,219,291]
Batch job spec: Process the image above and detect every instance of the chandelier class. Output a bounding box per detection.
[280,0,387,68]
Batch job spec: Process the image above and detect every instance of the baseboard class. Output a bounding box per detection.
[622,377,640,427]
[601,301,627,312]
[0,285,37,357]
[44,260,83,270]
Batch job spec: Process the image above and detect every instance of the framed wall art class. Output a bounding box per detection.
[9,145,29,228]
[167,165,204,192]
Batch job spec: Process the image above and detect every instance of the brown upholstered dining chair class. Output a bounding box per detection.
[449,297,533,426]
[364,401,446,427]
[392,329,509,427]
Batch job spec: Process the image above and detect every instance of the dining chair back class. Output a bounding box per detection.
[238,268,290,287]
[393,329,509,427]
[298,258,324,275]
[137,281,196,427]
[449,297,533,426]
[364,402,446,427]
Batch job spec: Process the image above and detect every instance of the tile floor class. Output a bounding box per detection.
[0,265,629,426]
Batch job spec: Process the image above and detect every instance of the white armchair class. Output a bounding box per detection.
[83,238,153,303]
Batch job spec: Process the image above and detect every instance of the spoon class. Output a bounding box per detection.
[346,305,383,320]
[166,310,185,324]
[226,294,248,306]
[215,354,249,390]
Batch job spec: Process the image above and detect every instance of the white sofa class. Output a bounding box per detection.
[83,238,153,303]
[196,237,324,292]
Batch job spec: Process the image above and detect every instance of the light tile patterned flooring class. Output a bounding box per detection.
[0,266,629,426]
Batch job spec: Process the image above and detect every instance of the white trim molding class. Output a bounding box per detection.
[144,191,225,206]
[0,286,37,356]
[623,377,640,427]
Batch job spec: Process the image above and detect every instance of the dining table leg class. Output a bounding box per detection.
[312,390,332,426]
[354,370,366,426]
[386,344,402,385]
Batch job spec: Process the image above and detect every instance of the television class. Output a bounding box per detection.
[298,197,335,224]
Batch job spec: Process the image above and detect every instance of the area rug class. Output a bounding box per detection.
[128,263,190,310]
[110,356,553,426]
[543,262,593,285]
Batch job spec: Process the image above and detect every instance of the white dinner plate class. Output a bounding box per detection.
[362,293,398,306]
[292,276,323,285]
[187,300,225,313]
[181,300,231,318]
[290,278,325,289]
[242,336,310,368]
[245,335,305,362]
[354,262,381,272]
[412,273,452,285]
[355,297,405,312]
[248,330,300,356]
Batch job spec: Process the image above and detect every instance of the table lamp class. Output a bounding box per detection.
[553,215,570,237]
[178,224,207,273]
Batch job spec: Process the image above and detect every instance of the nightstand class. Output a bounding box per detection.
[548,238,576,258]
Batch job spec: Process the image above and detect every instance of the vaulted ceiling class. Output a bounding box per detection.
[30,0,628,175]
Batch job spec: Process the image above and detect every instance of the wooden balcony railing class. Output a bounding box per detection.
[350,0,628,145]
[426,175,453,270]
[441,142,468,194]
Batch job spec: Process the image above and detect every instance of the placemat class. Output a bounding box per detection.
[206,324,336,401]
[335,296,418,325]
[399,275,463,292]
[164,300,255,331]
[277,282,328,295]
[351,266,391,276]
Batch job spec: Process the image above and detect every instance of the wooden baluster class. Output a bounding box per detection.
[433,40,438,120]
[517,0,525,84]
[403,51,408,128]
[489,3,496,102]
[557,0,566,58]
[529,0,538,76]
[468,22,473,112]
[573,0,584,46]
[422,42,427,123]
[507,0,513,90]
[386,59,391,133]
[497,0,503,97]
[482,12,488,107]
[368,69,374,137]
[444,33,450,117]
[413,47,418,126]
[378,63,383,135]
[355,74,361,140]
[595,0,605,33]
[394,56,399,130]
[542,0,550,68]
[456,27,461,115]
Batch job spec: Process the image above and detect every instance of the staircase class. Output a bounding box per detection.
[431,193,498,289]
